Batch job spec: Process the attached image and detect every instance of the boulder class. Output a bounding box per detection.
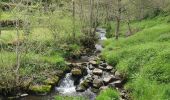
[93,68,103,75]
[110,75,120,81]
[29,85,52,95]
[71,68,82,76]
[98,66,105,70]
[86,77,93,86]
[89,60,97,66]
[80,80,89,88]
[99,86,109,91]
[81,62,88,66]
[100,63,107,67]
[76,63,82,67]
[106,65,113,71]
[55,70,64,77]
[113,80,122,88]
[92,75,99,79]
[103,76,113,84]
[91,88,99,93]
[76,85,86,92]
[80,56,89,62]
[109,80,122,88]
[93,79,103,88]
[44,76,59,85]
[66,62,72,67]
[111,69,116,75]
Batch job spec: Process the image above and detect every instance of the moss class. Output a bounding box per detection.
[71,68,82,76]
[44,76,60,85]
[29,85,52,94]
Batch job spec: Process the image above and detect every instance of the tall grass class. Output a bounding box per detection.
[101,16,170,100]
[96,88,119,100]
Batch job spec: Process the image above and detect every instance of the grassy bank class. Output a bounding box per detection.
[101,15,170,100]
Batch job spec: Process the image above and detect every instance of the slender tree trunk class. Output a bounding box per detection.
[14,18,20,86]
[115,0,121,40]
[115,16,120,40]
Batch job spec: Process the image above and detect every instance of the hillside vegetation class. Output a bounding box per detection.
[101,15,170,100]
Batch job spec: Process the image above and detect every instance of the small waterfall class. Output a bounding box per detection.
[96,28,107,40]
[95,28,107,52]
[55,73,76,94]
[80,66,92,84]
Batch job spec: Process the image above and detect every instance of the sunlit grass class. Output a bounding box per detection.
[101,15,170,100]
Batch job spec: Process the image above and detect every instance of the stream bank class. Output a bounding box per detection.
[0,28,128,100]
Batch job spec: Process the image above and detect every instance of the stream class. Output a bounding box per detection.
[19,28,107,100]
[1,28,128,100]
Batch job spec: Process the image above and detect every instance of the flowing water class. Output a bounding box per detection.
[1,28,107,100]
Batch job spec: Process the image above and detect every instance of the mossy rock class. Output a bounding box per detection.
[29,85,52,95]
[80,80,89,88]
[44,76,60,85]
[71,68,82,76]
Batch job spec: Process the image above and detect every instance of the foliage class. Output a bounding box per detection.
[101,16,170,100]
[96,88,119,100]
[55,96,87,100]
[0,51,67,93]
[29,85,51,94]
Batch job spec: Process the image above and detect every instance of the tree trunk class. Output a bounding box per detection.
[126,21,132,37]
[115,0,121,40]
[15,19,20,86]
[115,16,120,40]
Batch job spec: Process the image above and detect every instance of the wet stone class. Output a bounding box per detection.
[109,80,122,88]
[98,66,105,70]
[93,68,103,75]
[111,69,116,75]
[71,68,82,76]
[99,86,109,91]
[106,65,113,71]
[92,75,100,79]
[89,60,97,66]
[103,76,113,84]
[100,63,107,67]
[76,85,86,92]
[93,79,103,88]
[91,88,99,93]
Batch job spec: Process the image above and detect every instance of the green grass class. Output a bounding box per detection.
[0,51,67,91]
[104,15,170,38]
[101,15,170,100]
[55,96,87,100]
[0,11,13,20]
[96,88,119,100]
